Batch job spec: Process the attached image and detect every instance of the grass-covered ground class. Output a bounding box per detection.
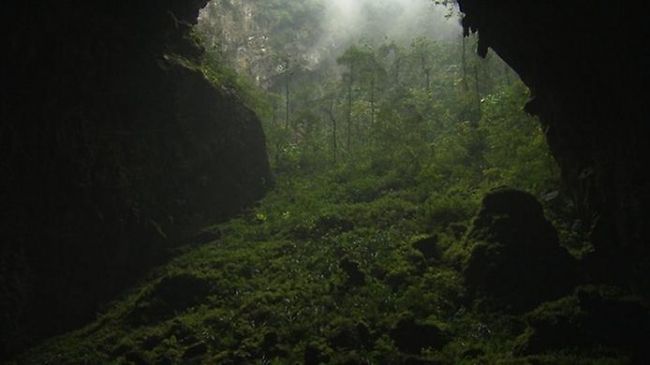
[12,166,633,365]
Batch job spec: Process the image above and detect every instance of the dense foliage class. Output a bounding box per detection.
[196,0,559,200]
[15,162,634,364]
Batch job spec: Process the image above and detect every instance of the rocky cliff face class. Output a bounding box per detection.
[1,0,269,356]
[457,1,650,261]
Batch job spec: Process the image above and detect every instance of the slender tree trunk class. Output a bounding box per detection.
[474,64,482,120]
[461,35,468,90]
[328,98,338,164]
[272,100,277,126]
[370,77,375,127]
[394,57,401,85]
[420,54,430,91]
[285,59,290,128]
[425,68,431,91]
[346,69,353,153]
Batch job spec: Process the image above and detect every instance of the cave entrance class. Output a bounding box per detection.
[11,1,645,363]
[193,0,566,216]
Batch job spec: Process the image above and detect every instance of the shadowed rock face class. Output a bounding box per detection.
[1,0,270,356]
[464,189,576,312]
[457,1,650,257]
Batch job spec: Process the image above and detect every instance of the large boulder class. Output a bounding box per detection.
[389,317,449,355]
[463,189,576,311]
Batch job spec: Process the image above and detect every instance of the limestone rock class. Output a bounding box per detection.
[463,189,576,312]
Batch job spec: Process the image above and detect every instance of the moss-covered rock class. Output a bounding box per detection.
[463,189,576,311]
[389,317,449,355]
[340,258,366,288]
[412,235,441,261]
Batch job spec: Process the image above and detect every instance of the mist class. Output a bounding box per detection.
[299,0,462,71]
[197,0,463,81]
[324,0,461,43]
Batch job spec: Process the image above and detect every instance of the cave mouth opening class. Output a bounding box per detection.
[5,1,650,363]
[192,0,567,213]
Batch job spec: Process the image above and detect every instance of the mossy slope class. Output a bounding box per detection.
[12,168,640,365]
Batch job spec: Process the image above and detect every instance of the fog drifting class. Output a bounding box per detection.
[325,0,461,44]
[198,0,463,80]
[296,0,462,68]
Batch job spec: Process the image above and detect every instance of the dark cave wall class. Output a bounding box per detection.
[457,0,650,256]
[1,0,270,355]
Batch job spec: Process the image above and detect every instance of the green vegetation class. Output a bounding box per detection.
[15,165,631,364]
[11,1,644,364]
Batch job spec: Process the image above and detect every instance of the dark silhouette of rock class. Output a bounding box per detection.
[463,189,576,312]
[412,235,440,260]
[340,258,366,287]
[389,317,449,354]
[329,322,371,350]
